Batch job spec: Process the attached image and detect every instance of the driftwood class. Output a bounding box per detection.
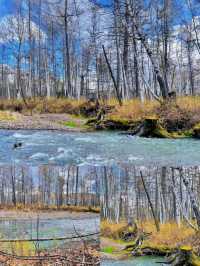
[123,232,152,252]
[165,247,193,266]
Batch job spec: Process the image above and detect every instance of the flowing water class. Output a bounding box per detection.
[0,130,200,166]
[0,130,197,259]
[0,215,99,253]
[102,256,169,266]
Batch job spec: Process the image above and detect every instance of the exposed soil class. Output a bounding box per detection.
[0,113,87,131]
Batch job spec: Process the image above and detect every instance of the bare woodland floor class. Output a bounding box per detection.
[0,242,100,266]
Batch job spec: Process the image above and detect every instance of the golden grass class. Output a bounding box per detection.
[140,220,195,248]
[1,96,200,122]
[0,97,87,115]
[0,111,16,121]
[0,204,100,213]
[101,220,196,248]
[101,220,129,239]
[176,96,200,113]
[107,98,158,121]
[108,96,200,121]
[34,97,86,114]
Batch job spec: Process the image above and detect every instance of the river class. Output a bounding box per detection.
[0,130,200,166]
[102,256,169,265]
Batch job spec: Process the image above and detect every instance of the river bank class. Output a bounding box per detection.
[0,209,99,219]
[100,221,200,266]
[0,112,87,131]
[1,97,200,138]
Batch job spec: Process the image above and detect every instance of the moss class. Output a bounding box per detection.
[85,117,140,131]
[141,244,172,255]
[153,124,172,138]
[133,117,195,139]
[170,130,193,138]
[134,117,172,138]
[190,254,200,266]
[180,245,193,252]
[101,246,115,254]
[192,123,200,138]
[63,120,78,128]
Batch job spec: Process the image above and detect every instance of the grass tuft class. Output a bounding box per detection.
[101,220,196,249]
[101,246,115,254]
[63,120,78,128]
[0,111,16,121]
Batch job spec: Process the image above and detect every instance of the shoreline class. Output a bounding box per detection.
[0,106,199,139]
[100,237,200,265]
[0,209,99,220]
[0,112,88,132]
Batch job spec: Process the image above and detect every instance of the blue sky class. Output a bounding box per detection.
[0,0,15,17]
[0,0,199,69]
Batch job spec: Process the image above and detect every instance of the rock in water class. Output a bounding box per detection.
[13,142,22,149]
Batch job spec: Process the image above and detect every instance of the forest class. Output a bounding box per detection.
[0,165,100,209]
[0,0,200,101]
[101,165,200,265]
[101,165,200,226]
[1,0,200,265]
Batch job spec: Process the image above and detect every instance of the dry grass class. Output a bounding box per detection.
[107,96,200,121]
[140,220,195,248]
[0,111,17,121]
[101,220,128,239]
[0,97,87,115]
[1,96,200,122]
[107,98,158,121]
[101,220,196,249]
[0,204,100,213]
[176,96,200,113]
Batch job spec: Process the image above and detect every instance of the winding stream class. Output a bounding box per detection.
[0,130,200,166]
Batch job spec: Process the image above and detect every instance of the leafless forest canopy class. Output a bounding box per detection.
[1,0,200,101]
[0,165,100,208]
[101,166,200,230]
